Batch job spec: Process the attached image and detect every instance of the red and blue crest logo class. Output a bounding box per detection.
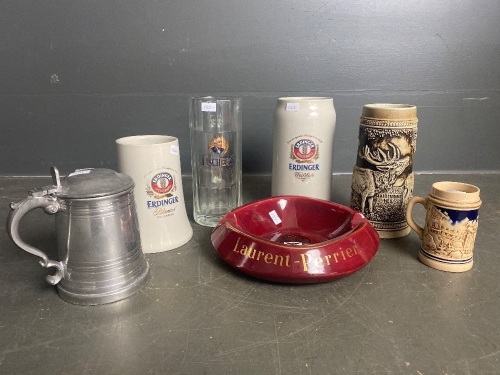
[151,172,174,195]
[293,139,317,160]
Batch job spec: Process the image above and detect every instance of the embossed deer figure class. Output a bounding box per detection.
[352,143,411,214]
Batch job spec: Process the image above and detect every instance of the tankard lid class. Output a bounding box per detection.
[54,168,134,199]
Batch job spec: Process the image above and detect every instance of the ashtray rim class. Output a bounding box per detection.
[211,196,380,284]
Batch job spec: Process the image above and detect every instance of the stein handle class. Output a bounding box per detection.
[405,196,428,240]
[6,193,64,285]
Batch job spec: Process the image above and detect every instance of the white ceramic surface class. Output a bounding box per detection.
[116,135,193,253]
[271,97,336,200]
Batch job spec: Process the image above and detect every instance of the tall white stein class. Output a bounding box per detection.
[271,97,336,200]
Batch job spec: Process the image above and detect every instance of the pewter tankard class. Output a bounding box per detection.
[7,167,150,305]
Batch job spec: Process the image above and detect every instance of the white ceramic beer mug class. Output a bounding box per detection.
[116,135,193,253]
[271,97,336,200]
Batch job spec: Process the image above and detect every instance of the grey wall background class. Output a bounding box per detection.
[1,0,499,176]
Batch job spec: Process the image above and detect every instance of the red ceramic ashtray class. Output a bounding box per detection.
[211,196,380,283]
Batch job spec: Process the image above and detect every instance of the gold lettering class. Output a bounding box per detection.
[324,254,332,265]
[346,247,353,257]
[240,245,248,256]
[153,207,176,217]
[332,252,339,263]
[274,254,284,267]
[232,239,294,268]
[300,253,311,272]
[314,257,324,268]
[340,250,346,261]
[247,247,256,259]
[233,237,241,253]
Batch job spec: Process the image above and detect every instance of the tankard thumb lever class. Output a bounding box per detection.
[6,166,150,305]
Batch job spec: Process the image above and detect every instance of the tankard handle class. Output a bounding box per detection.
[405,196,428,240]
[6,192,64,285]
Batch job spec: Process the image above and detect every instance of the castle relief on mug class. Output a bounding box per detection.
[422,205,478,261]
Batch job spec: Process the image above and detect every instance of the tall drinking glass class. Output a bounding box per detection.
[189,97,242,227]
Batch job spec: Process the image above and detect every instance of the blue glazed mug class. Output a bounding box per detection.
[406,181,482,272]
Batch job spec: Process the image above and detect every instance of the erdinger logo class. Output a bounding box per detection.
[146,172,176,199]
[209,135,228,156]
[293,139,316,160]
[151,172,174,195]
[290,139,319,163]
[146,172,179,211]
[289,138,320,180]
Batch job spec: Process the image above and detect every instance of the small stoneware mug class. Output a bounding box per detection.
[406,181,482,272]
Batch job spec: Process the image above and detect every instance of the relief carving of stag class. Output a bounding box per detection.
[352,142,411,214]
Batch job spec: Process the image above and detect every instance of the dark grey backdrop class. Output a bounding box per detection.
[1,1,499,176]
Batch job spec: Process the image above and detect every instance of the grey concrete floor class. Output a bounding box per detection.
[0,173,499,374]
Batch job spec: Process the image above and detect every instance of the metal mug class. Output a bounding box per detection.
[6,167,150,305]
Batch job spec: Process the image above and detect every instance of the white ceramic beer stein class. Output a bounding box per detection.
[271,97,336,200]
[116,135,193,253]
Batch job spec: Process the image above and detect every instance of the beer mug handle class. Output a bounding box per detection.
[7,192,64,285]
[405,196,428,240]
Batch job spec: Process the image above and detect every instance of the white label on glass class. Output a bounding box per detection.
[170,144,179,155]
[286,103,299,111]
[269,210,282,225]
[201,102,217,112]
[69,168,93,177]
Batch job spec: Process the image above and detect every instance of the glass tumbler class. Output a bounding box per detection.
[189,97,242,227]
